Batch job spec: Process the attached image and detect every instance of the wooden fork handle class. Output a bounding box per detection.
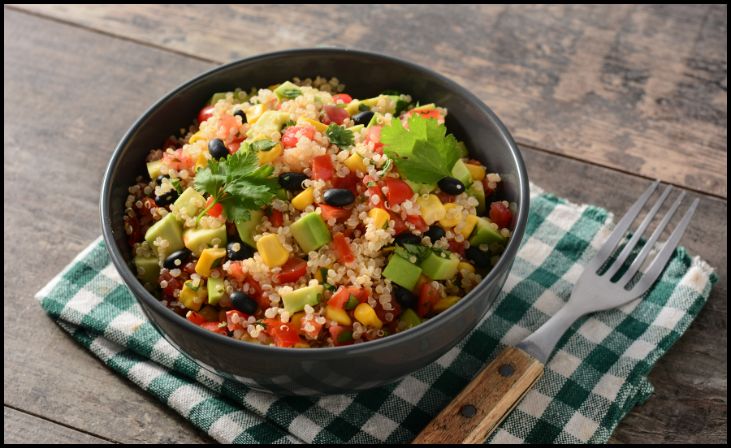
[412,347,544,444]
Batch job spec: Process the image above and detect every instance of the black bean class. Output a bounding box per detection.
[352,110,375,126]
[424,225,446,242]
[394,233,421,246]
[231,291,258,315]
[393,285,418,309]
[233,109,247,123]
[323,188,355,207]
[438,177,465,195]
[278,172,309,191]
[208,138,228,160]
[155,190,178,207]
[466,246,490,268]
[163,249,192,270]
[227,241,254,261]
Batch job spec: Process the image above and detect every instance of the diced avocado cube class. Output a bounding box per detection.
[246,111,291,138]
[405,179,436,195]
[207,277,225,305]
[207,92,229,105]
[420,251,460,280]
[347,124,364,134]
[281,284,324,315]
[469,217,507,246]
[133,255,160,284]
[146,160,163,180]
[468,181,486,215]
[183,225,227,256]
[234,210,263,248]
[451,159,473,188]
[291,212,331,253]
[144,213,184,258]
[383,254,422,291]
[273,81,302,100]
[173,187,206,221]
[398,308,422,330]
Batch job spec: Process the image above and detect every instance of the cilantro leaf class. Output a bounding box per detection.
[280,87,302,99]
[326,124,354,149]
[193,149,279,222]
[251,139,277,152]
[381,115,461,184]
[394,243,432,264]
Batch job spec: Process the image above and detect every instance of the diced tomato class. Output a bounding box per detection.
[319,203,351,221]
[200,321,228,335]
[417,282,441,318]
[244,277,269,310]
[365,126,384,154]
[229,136,244,154]
[225,310,249,332]
[264,319,301,347]
[269,209,284,227]
[489,202,513,229]
[329,325,354,346]
[482,178,495,198]
[384,179,414,206]
[273,258,308,284]
[323,105,349,125]
[159,271,184,300]
[436,192,456,204]
[227,261,246,282]
[405,214,428,232]
[333,172,359,195]
[186,311,207,326]
[216,114,240,140]
[282,126,316,149]
[332,233,355,264]
[388,211,408,234]
[298,316,323,339]
[312,155,335,181]
[448,240,466,257]
[205,197,223,217]
[198,105,215,124]
[332,93,353,104]
[182,261,197,275]
[162,148,195,171]
[328,286,369,309]
[367,183,387,208]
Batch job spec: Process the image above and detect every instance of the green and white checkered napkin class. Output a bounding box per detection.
[36,185,716,444]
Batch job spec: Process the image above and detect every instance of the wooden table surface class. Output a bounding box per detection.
[4,5,726,444]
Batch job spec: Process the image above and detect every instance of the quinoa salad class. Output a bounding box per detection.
[125,77,514,348]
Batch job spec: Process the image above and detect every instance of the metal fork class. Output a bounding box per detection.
[414,180,699,444]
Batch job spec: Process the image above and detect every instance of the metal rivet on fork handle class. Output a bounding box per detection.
[460,404,477,418]
[498,363,515,377]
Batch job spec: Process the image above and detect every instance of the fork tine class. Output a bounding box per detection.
[626,197,699,295]
[586,180,659,272]
[617,191,686,286]
[603,184,672,279]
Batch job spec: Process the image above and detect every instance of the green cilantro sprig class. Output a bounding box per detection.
[380,115,461,184]
[280,87,302,99]
[326,124,354,150]
[193,149,280,222]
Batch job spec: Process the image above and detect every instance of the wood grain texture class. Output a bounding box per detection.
[3,6,726,445]
[9,4,728,197]
[4,407,113,444]
[413,347,544,444]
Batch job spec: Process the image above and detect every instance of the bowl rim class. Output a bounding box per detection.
[100,47,530,359]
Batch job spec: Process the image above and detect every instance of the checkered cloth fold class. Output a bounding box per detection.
[36,185,716,444]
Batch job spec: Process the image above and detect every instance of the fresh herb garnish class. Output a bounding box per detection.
[193,149,279,222]
[378,158,393,177]
[344,295,359,310]
[394,243,432,264]
[320,268,329,283]
[280,87,302,99]
[254,319,268,329]
[380,114,460,184]
[251,139,277,152]
[337,330,353,343]
[326,124,354,150]
[358,103,370,112]
[282,119,296,129]
[170,178,183,194]
[394,98,410,116]
[324,283,336,292]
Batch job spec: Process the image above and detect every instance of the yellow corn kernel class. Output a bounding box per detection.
[189,131,206,144]
[439,203,463,228]
[290,312,305,329]
[416,194,446,225]
[325,305,352,326]
[465,163,486,181]
[294,341,311,348]
[354,303,383,329]
[291,187,314,211]
[245,104,268,124]
[433,296,461,313]
[256,234,290,267]
[194,152,208,170]
[344,99,361,115]
[458,261,475,274]
[257,142,283,165]
[459,215,479,239]
[343,153,367,173]
[195,247,226,277]
[303,117,329,133]
[179,281,206,311]
[368,207,390,229]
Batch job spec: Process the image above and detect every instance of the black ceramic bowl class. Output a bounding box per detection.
[101,48,529,395]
